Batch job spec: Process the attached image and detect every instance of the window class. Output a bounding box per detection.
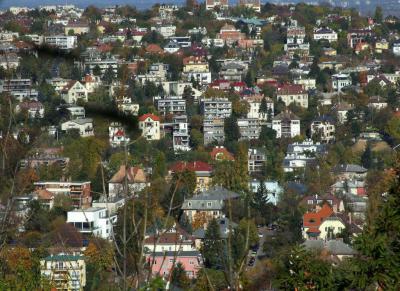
[169,259,173,263]
[189,260,194,265]
[207,202,212,207]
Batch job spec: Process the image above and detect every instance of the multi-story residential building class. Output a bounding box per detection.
[287,23,306,44]
[311,115,336,143]
[44,35,77,50]
[243,94,274,121]
[293,77,316,90]
[248,148,266,174]
[116,97,140,115]
[206,0,229,10]
[108,165,148,197]
[0,78,38,101]
[138,114,161,140]
[201,98,232,119]
[172,115,190,152]
[109,122,130,147]
[61,118,94,137]
[156,96,186,116]
[0,52,19,69]
[137,63,169,83]
[84,56,119,75]
[64,105,86,119]
[216,24,246,46]
[238,118,262,140]
[40,254,86,291]
[313,27,338,42]
[238,0,261,12]
[248,179,282,205]
[203,118,225,145]
[46,77,71,93]
[152,25,176,38]
[375,39,389,53]
[219,61,248,81]
[368,96,388,109]
[182,56,211,84]
[277,84,308,108]
[347,28,373,48]
[169,161,213,192]
[34,181,92,209]
[331,73,352,91]
[287,139,327,155]
[144,227,196,253]
[16,100,44,118]
[283,153,316,173]
[64,21,90,35]
[20,153,69,171]
[67,207,117,239]
[272,110,301,138]
[181,186,239,223]
[393,42,400,56]
[61,81,88,104]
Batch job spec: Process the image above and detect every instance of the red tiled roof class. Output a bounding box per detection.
[277,84,306,95]
[303,203,333,228]
[169,161,213,173]
[231,81,246,87]
[138,113,160,122]
[35,189,54,200]
[146,44,163,54]
[210,147,234,161]
[115,129,124,137]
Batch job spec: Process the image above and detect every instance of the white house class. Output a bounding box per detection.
[332,74,352,91]
[138,114,161,140]
[318,217,346,240]
[44,35,77,50]
[61,118,94,137]
[67,207,117,239]
[277,84,308,108]
[311,116,336,143]
[272,110,301,138]
[109,122,130,147]
[61,81,88,104]
[393,42,400,56]
[313,27,338,43]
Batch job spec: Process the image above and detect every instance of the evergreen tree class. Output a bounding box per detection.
[224,115,240,144]
[374,6,383,23]
[350,158,400,289]
[202,218,224,269]
[259,97,269,119]
[102,66,115,84]
[171,262,190,289]
[361,143,372,169]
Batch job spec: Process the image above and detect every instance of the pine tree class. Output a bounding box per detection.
[224,115,240,143]
[361,143,372,169]
[202,218,224,269]
[350,158,400,289]
[171,262,190,289]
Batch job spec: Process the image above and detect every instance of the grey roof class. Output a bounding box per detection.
[334,164,367,174]
[66,118,93,125]
[303,239,356,255]
[181,186,239,210]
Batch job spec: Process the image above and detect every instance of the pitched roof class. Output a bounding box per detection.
[277,84,306,95]
[109,165,147,184]
[169,161,213,173]
[138,113,160,122]
[273,110,300,121]
[146,44,163,54]
[210,147,234,161]
[303,203,334,228]
[35,189,54,200]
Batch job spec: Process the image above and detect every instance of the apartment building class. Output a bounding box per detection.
[248,148,266,174]
[206,0,229,10]
[311,116,336,143]
[172,115,190,152]
[203,118,225,145]
[156,96,186,116]
[201,98,232,119]
[44,35,77,50]
[331,74,352,91]
[272,110,301,138]
[0,78,38,101]
[237,118,262,140]
[277,84,308,108]
[40,254,86,291]
[313,27,338,42]
[182,56,211,84]
[34,181,91,209]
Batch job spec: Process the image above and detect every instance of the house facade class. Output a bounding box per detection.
[138,114,161,140]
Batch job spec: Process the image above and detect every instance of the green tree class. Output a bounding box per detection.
[202,218,224,269]
[385,116,400,144]
[361,143,373,169]
[374,6,383,23]
[224,115,240,144]
[349,158,400,289]
[171,262,190,289]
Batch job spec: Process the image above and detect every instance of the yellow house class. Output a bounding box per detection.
[183,56,209,73]
[41,254,86,291]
